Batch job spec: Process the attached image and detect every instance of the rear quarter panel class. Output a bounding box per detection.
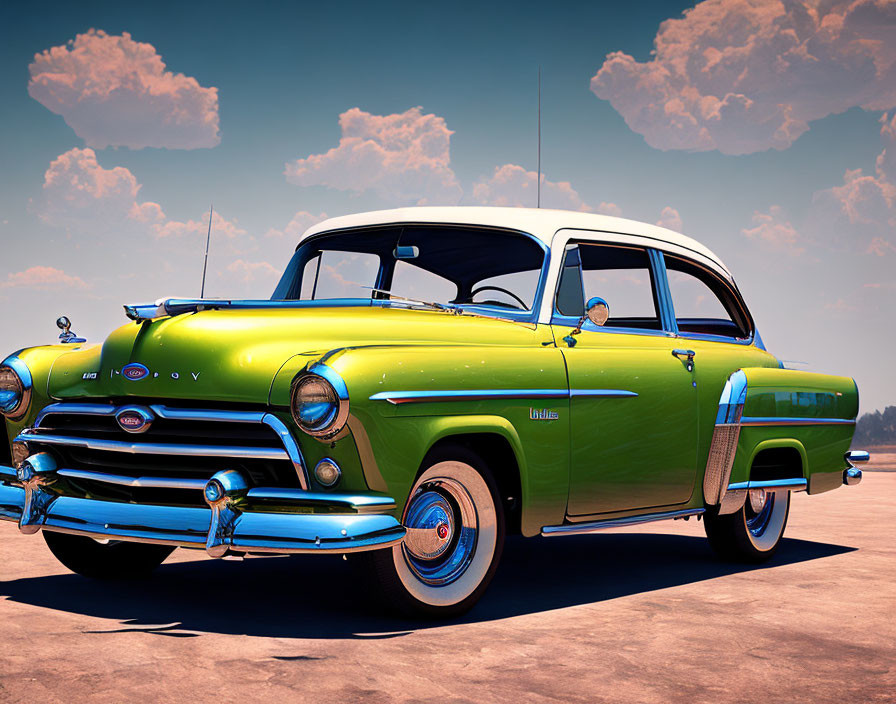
[732,368,858,493]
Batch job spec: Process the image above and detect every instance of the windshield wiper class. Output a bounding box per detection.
[363,287,461,314]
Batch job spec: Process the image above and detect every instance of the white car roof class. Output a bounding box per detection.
[300,206,733,281]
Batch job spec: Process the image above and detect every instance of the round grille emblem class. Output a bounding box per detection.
[116,407,153,433]
[121,363,150,381]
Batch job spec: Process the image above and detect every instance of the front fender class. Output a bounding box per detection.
[280,343,569,536]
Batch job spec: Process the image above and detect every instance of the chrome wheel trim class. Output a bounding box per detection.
[393,461,497,607]
[744,488,789,551]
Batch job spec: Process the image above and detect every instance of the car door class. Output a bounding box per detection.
[552,240,699,516]
[660,252,778,470]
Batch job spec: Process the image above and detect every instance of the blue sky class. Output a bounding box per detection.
[1,0,894,412]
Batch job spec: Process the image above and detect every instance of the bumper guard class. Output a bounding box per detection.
[0,462,405,557]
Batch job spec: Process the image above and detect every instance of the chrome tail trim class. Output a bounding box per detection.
[541,508,705,537]
[740,417,856,427]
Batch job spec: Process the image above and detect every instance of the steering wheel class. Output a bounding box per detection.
[469,285,528,310]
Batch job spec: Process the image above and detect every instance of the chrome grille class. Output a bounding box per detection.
[703,423,740,505]
[17,403,308,505]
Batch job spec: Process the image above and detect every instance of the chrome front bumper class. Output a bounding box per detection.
[0,464,405,557]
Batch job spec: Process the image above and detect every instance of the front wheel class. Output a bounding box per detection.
[704,488,791,562]
[361,447,505,618]
[43,531,175,579]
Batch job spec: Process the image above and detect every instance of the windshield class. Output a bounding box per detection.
[272,225,546,313]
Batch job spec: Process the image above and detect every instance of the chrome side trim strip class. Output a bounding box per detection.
[369,389,568,404]
[369,388,637,404]
[58,468,207,490]
[542,508,704,536]
[740,417,855,426]
[726,478,807,492]
[16,431,290,461]
[569,389,638,398]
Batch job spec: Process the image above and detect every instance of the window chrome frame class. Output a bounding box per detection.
[545,229,757,345]
[548,240,673,339]
[275,222,552,325]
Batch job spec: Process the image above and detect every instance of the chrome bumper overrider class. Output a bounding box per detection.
[0,464,405,557]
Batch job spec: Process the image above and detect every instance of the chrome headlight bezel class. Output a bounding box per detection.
[290,364,349,439]
[0,356,33,422]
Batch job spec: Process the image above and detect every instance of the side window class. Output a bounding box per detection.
[301,250,380,299]
[556,243,660,330]
[391,260,458,303]
[665,255,750,338]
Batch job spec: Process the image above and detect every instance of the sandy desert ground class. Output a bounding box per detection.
[1,464,893,703]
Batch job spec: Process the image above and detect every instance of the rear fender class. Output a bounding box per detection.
[704,367,857,508]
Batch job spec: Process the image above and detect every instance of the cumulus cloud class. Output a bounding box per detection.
[472,163,623,215]
[29,29,219,150]
[265,211,329,239]
[1,266,89,290]
[744,112,896,255]
[225,259,280,284]
[36,148,247,246]
[285,107,462,205]
[742,205,804,254]
[35,150,243,246]
[38,148,165,229]
[809,112,896,242]
[591,0,896,154]
[155,210,247,241]
[656,206,682,232]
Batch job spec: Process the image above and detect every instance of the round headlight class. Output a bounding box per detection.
[0,359,31,421]
[290,373,347,438]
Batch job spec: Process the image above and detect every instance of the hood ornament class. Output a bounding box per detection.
[56,316,86,344]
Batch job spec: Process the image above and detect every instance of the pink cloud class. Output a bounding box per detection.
[1,266,89,290]
[867,237,896,256]
[591,0,896,154]
[38,148,248,256]
[656,206,682,232]
[742,206,804,255]
[225,259,280,284]
[285,107,462,205]
[265,211,329,239]
[155,210,247,240]
[29,29,219,150]
[38,147,165,230]
[472,164,607,212]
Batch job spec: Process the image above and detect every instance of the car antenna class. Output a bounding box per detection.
[200,204,213,298]
[537,66,541,209]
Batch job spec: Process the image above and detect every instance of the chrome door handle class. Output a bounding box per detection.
[672,349,696,371]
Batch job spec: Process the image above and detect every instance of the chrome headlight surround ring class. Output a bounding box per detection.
[290,363,350,440]
[0,355,33,422]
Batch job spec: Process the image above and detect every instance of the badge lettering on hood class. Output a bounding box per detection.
[114,363,202,381]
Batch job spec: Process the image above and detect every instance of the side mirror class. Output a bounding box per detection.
[585,297,610,327]
[563,297,610,347]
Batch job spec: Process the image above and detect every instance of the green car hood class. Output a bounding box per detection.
[45,306,543,405]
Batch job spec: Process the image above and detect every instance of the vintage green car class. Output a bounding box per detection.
[0,207,868,616]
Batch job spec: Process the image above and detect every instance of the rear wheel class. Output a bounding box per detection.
[362,447,505,618]
[43,531,175,579]
[704,488,790,562]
